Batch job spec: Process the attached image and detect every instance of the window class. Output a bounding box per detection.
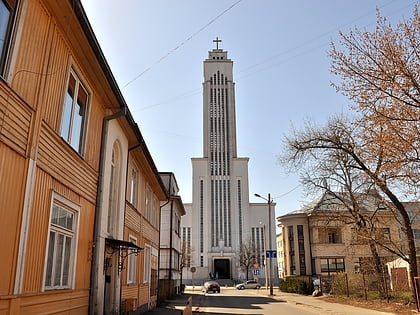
[145,187,151,221]
[44,194,79,290]
[354,257,361,273]
[328,232,338,243]
[107,142,121,236]
[127,236,137,284]
[319,228,341,244]
[0,0,15,76]
[61,70,89,154]
[381,228,391,241]
[144,246,151,283]
[129,167,138,207]
[320,258,345,275]
[414,229,420,239]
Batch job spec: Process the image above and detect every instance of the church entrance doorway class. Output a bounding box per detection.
[214,259,230,279]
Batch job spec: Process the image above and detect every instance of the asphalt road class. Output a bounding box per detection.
[148,286,394,314]
[194,288,319,314]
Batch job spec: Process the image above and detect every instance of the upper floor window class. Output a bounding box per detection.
[44,193,79,290]
[107,142,121,236]
[145,187,151,221]
[129,167,138,207]
[61,70,89,155]
[319,227,341,244]
[0,0,15,76]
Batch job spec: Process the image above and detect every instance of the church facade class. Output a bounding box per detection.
[182,41,277,285]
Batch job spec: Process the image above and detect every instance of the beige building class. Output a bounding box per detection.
[277,192,400,279]
[159,172,185,299]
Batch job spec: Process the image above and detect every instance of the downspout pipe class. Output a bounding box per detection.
[89,107,127,315]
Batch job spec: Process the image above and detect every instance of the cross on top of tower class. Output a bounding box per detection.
[213,37,222,49]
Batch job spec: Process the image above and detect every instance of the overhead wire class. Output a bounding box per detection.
[134,0,418,111]
[122,0,243,89]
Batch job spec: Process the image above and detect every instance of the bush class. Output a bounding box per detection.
[279,277,313,294]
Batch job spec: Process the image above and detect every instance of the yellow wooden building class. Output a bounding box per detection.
[0,0,167,313]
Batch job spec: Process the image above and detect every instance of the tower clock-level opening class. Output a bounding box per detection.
[214,259,231,279]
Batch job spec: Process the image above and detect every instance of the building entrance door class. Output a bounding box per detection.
[214,259,230,279]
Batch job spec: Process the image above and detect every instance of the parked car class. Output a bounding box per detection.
[202,280,221,293]
[235,280,261,290]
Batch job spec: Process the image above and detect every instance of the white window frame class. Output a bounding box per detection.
[43,193,80,290]
[127,235,137,285]
[143,245,151,284]
[129,166,138,207]
[145,187,151,221]
[107,141,121,236]
[60,67,90,155]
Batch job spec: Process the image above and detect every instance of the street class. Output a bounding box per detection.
[192,287,318,314]
[150,286,395,315]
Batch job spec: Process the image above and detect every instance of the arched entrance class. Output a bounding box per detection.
[214,259,230,279]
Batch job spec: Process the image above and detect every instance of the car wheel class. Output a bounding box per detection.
[256,285,260,289]
[239,286,244,290]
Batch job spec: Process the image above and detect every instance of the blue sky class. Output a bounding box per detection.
[81,0,418,219]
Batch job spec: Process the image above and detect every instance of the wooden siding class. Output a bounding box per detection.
[37,122,98,203]
[0,82,32,156]
[11,0,52,108]
[40,26,71,132]
[74,198,95,289]
[125,203,141,233]
[19,289,89,314]
[22,167,94,296]
[0,144,27,295]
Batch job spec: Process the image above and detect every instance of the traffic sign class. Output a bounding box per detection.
[266,250,277,258]
[253,269,260,275]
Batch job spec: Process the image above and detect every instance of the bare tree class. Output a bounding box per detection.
[239,239,258,281]
[282,115,418,296]
[327,6,420,294]
[180,239,192,289]
[329,7,419,196]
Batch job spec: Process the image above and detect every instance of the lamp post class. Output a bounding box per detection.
[255,193,274,296]
[259,222,268,290]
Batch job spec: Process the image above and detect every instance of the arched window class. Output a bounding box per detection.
[107,141,121,236]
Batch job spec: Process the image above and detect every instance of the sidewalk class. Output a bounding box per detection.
[145,290,197,314]
[273,291,395,315]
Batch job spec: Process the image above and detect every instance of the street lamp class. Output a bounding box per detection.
[259,221,268,290]
[254,193,274,296]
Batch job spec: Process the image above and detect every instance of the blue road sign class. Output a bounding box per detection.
[266,250,277,258]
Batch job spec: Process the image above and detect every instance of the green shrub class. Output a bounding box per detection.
[279,277,313,294]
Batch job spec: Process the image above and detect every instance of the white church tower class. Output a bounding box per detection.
[182,39,277,285]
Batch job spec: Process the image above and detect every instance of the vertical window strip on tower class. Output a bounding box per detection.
[225,88,230,175]
[237,179,242,245]
[255,227,259,265]
[227,180,231,246]
[200,180,204,253]
[215,180,219,246]
[223,180,227,246]
[211,180,215,247]
[221,88,226,176]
